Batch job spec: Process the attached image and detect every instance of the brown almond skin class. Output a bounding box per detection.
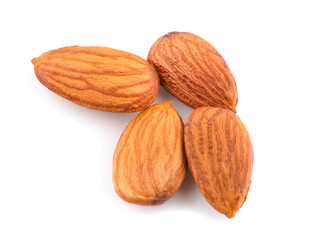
[184,107,253,218]
[113,101,187,205]
[32,46,159,112]
[148,32,237,112]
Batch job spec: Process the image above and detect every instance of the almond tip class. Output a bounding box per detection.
[161,101,173,108]
[31,58,38,65]
[225,208,238,218]
[164,31,179,37]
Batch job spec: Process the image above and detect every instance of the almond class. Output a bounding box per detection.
[32,46,159,112]
[184,107,253,218]
[113,101,187,205]
[148,32,237,112]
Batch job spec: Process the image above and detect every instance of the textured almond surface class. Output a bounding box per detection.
[32,46,159,112]
[113,101,187,205]
[184,107,253,218]
[148,32,237,112]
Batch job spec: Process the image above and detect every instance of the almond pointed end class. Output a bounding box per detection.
[161,101,173,108]
[31,57,39,65]
[225,209,237,218]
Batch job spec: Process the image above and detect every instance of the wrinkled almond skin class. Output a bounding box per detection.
[32,46,159,112]
[148,32,237,112]
[113,101,187,205]
[184,107,253,218]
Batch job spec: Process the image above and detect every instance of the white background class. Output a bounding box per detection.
[1,0,308,239]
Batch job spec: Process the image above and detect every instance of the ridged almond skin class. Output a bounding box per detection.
[113,101,187,205]
[184,107,253,218]
[32,46,159,112]
[148,32,237,112]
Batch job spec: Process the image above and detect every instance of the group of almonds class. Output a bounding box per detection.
[32,32,253,218]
